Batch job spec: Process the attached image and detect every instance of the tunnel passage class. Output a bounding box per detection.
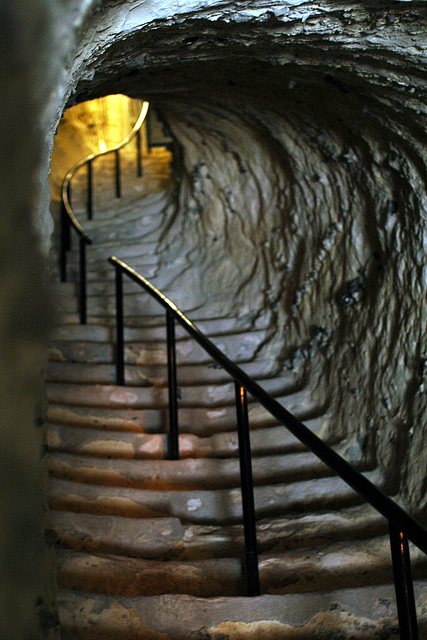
[61,1,427,511]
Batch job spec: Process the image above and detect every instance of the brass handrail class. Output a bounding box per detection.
[60,101,149,238]
[59,101,149,323]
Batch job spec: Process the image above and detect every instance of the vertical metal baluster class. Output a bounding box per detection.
[115,149,121,198]
[389,522,419,640]
[87,160,93,220]
[115,266,125,386]
[79,237,87,325]
[166,310,179,460]
[234,382,260,597]
[60,200,70,282]
[67,181,72,207]
[66,182,72,252]
[136,128,143,178]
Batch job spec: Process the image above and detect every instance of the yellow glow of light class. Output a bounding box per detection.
[98,139,107,152]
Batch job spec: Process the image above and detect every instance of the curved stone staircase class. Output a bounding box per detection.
[46,148,427,638]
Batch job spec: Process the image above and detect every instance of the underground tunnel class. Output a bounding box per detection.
[0,1,426,638]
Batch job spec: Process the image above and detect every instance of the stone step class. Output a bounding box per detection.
[50,312,270,334]
[46,392,324,434]
[47,446,359,490]
[49,326,267,365]
[85,214,167,244]
[48,470,384,524]
[46,418,333,459]
[50,307,265,328]
[45,376,303,410]
[47,328,272,365]
[54,305,268,327]
[56,583,427,639]
[52,269,159,295]
[81,191,172,227]
[53,535,427,598]
[47,403,163,433]
[46,396,327,434]
[44,357,287,386]
[46,341,252,366]
[69,157,172,218]
[56,548,242,597]
[81,250,161,276]
[48,503,388,561]
[81,238,161,260]
[48,317,272,343]
[65,260,215,298]
[49,512,185,558]
[53,289,183,317]
[83,261,157,282]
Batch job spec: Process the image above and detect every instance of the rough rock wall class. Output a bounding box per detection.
[0,1,97,638]
[65,0,426,511]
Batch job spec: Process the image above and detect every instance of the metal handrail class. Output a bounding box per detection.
[109,255,424,636]
[59,101,149,323]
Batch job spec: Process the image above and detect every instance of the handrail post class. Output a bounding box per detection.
[79,237,87,325]
[135,129,142,178]
[389,522,419,640]
[114,265,125,386]
[87,160,93,220]
[136,128,143,177]
[166,309,179,460]
[235,382,260,597]
[115,149,121,198]
[67,181,72,209]
[60,201,70,282]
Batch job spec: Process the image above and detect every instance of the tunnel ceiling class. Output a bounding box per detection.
[72,1,427,112]
[62,0,427,511]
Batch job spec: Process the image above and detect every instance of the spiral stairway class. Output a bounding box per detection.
[45,126,427,639]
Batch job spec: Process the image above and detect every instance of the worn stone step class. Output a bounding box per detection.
[54,285,214,318]
[84,260,159,281]
[46,418,333,459]
[44,357,288,386]
[69,151,172,211]
[56,548,243,597]
[53,289,181,317]
[47,403,163,433]
[48,470,384,524]
[55,305,269,326]
[48,327,269,364]
[47,446,357,490]
[83,197,171,229]
[68,261,216,298]
[49,512,185,558]
[48,504,388,562]
[79,195,172,230]
[86,215,167,245]
[82,239,161,260]
[46,397,328,437]
[51,312,271,335]
[46,391,324,435]
[53,535,427,598]
[70,179,171,222]
[57,583,427,639]
[50,321,228,342]
[45,376,303,410]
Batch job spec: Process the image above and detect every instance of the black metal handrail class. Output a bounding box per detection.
[109,255,425,637]
[59,101,149,323]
